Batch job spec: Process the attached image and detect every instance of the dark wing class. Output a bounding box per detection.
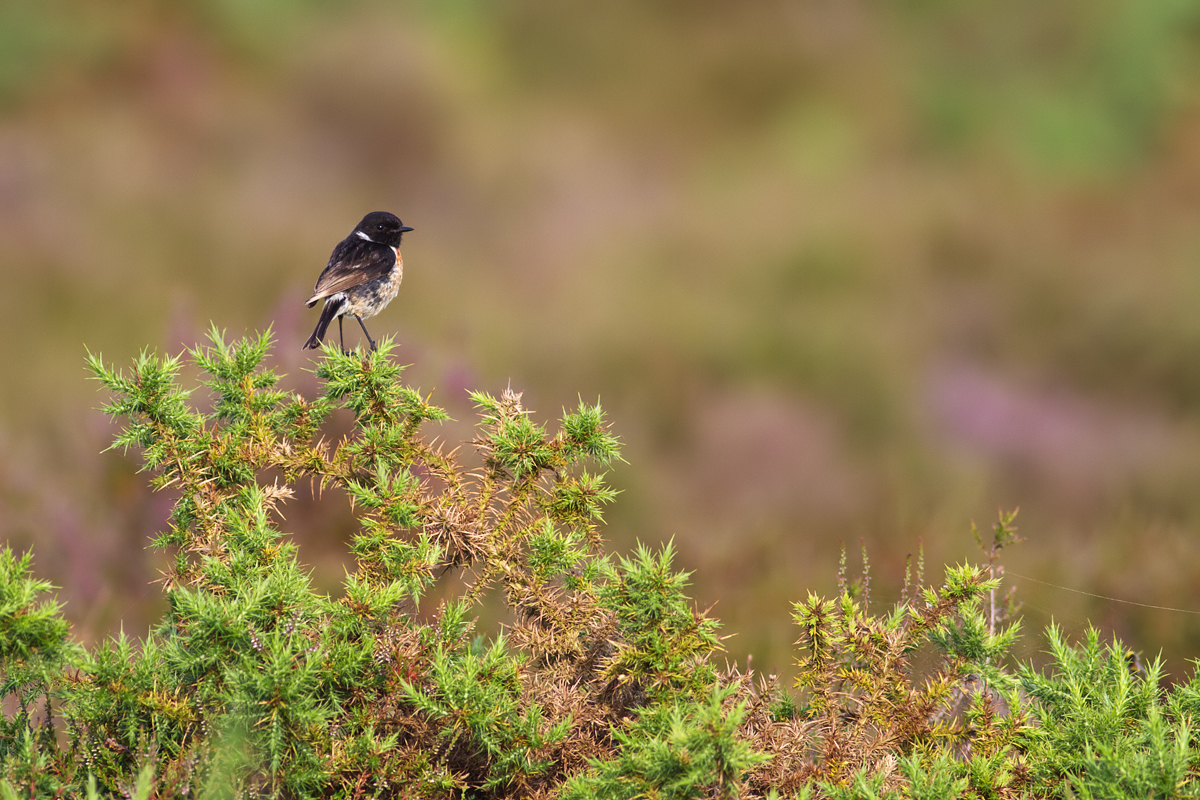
[305,238,396,307]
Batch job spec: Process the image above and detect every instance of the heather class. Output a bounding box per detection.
[7,2,1200,681]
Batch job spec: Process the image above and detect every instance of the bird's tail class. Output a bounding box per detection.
[303,297,344,350]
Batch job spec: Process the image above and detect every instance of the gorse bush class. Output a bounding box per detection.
[2,329,1200,797]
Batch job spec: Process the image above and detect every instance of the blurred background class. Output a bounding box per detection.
[5,0,1200,679]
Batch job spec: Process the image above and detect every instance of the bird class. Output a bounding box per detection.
[303,211,413,353]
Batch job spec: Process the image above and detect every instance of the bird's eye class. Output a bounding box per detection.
[377,224,385,230]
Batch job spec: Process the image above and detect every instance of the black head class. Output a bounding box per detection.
[352,211,413,247]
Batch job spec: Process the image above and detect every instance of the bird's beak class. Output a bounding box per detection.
[400,226,414,233]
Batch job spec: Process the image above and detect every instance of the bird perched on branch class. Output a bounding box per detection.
[303,211,413,352]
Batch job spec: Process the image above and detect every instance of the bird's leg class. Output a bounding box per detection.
[356,316,378,351]
[338,317,347,355]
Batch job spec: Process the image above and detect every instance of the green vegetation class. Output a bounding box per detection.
[10,0,1200,688]
[2,332,1199,797]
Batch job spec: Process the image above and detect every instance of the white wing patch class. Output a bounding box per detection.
[356,231,374,242]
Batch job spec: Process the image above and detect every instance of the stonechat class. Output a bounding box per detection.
[303,211,413,352]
